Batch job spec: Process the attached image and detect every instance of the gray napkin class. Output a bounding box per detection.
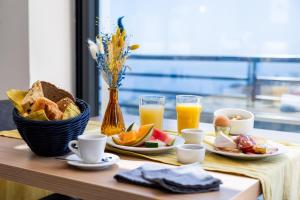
[114,163,222,193]
[114,164,165,187]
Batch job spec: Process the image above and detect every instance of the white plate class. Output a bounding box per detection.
[205,143,288,160]
[66,153,119,170]
[107,135,185,154]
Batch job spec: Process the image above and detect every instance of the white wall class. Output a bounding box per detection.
[0,0,75,100]
[0,0,30,99]
[28,0,75,94]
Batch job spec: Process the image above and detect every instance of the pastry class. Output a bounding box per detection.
[62,103,81,120]
[21,81,44,113]
[56,97,75,112]
[30,97,63,120]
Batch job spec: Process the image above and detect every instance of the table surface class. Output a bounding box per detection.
[1,115,300,200]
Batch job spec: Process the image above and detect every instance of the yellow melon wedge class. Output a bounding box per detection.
[132,124,154,147]
[112,124,154,147]
[112,134,138,146]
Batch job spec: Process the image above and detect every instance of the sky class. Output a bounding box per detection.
[101,0,300,57]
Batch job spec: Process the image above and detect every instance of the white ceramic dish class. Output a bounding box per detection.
[214,108,254,135]
[205,143,287,160]
[66,153,119,170]
[107,135,185,154]
[176,144,206,164]
[181,129,204,144]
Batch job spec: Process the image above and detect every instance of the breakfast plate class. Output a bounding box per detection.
[205,142,288,160]
[107,135,185,154]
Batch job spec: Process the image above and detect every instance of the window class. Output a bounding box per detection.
[97,0,300,132]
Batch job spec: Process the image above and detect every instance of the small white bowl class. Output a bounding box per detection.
[181,129,204,144]
[176,144,206,164]
[214,108,254,135]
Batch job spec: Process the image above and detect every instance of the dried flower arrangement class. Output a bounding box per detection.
[88,17,139,88]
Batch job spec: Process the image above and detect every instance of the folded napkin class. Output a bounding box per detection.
[114,163,222,193]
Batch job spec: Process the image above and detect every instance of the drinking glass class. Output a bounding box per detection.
[176,95,202,133]
[139,96,165,130]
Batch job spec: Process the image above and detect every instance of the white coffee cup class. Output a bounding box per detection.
[181,129,204,144]
[176,144,206,164]
[68,134,107,164]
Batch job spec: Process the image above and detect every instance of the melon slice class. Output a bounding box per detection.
[112,124,154,146]
[118,130,137,146]
[152,129,176,146]
[132,124,154,146]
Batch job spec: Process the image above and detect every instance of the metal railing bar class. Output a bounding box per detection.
[119,103,137,108]
[124,73,300,83]
[102,86,278,101]
[119,88,246,98]
[257,76,300,83]
[125,72,247,81]
[119,88,210,96]
[119,96,281,106]
[129,54,300,63]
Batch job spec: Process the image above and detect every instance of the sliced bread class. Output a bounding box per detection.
[41,81,75,103]
[21,81,44,113]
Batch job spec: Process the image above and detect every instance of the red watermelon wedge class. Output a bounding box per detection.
[152,129,176,146]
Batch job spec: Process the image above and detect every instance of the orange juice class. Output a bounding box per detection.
[176,103,202,133]
[139,104,164,130]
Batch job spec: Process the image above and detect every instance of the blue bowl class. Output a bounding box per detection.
[13,99,90,156]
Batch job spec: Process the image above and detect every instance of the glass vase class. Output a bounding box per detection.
[101,88,125,136]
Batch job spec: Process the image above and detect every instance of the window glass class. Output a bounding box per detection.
[99,0,300,132]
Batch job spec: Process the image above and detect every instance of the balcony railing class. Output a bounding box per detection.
[120,54,300,103]
[98,54,300,131]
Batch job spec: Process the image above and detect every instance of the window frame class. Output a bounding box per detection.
[75,0,100,116]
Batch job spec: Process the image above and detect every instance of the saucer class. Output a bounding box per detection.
[66,153,119,170]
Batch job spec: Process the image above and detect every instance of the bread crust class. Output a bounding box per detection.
[21,81,44,113]
[31,97,63,120]
[41,81,75,103]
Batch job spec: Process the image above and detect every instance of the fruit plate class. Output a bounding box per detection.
[107,135,185,154]
[205,142,288,160]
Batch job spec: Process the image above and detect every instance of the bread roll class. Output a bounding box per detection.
[56,97,75,112]
[31,97,63,120]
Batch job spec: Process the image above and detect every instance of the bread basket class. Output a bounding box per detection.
[13,99,90,156]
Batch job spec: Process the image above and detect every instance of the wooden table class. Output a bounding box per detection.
[1,116,300,200]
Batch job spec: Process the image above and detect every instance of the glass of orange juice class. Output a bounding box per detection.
[176,95,202,133]
[139,96,165,130]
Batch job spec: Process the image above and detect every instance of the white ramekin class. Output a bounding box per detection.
[176,144,206,164]
[181,129,204,144]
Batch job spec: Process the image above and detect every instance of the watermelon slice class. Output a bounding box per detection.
[152,129,176,146]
